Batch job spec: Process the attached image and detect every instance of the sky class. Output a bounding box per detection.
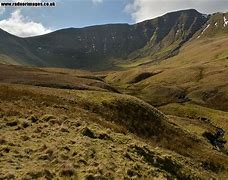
[0,0,228,37]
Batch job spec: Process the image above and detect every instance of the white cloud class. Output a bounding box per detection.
[92,0,103,4]
[0,9,51,37]
[125,0,228,22]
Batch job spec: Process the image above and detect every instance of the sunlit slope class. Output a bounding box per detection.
[1,82,228,179]
[106,35,228,111]
[1,86,224,179]
[0,64,228,178]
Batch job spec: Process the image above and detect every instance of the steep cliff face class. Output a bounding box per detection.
[0,9,220,70]
[128,9,208,60]
[195,12,228,39]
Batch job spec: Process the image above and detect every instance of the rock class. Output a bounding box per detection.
[81,127,96,138]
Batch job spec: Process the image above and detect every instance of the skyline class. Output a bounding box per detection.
[0,0,228,37]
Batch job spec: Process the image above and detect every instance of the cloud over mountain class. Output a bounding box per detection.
[125,0,228,22]
[0,9,51,37]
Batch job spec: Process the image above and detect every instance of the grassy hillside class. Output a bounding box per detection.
[105,35,228,165]
[1,64,228,179]
[0,9,228,180]
[106,35,228,111]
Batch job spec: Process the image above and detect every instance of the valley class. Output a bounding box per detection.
[0,8,228,180]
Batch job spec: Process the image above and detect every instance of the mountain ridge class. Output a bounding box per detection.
[1,9,228,179]
[0,9,227,70]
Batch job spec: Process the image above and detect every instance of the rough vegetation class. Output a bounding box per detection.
[0,63,228,179]
[0,8,228,180]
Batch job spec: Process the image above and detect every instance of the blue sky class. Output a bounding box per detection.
[12,0,133,29]
[0,0,228,37]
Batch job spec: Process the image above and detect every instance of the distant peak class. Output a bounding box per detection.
[164,9,202,16]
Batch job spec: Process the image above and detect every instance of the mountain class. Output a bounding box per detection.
[0,9,214,70]
[1,9,228,179]
[195,12,228,39]
[0,29,45,66]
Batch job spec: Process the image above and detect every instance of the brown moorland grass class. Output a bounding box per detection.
[0,44,228,179]
[0,83,227,178]
[105,36,228,112]
[0,83,222,179]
